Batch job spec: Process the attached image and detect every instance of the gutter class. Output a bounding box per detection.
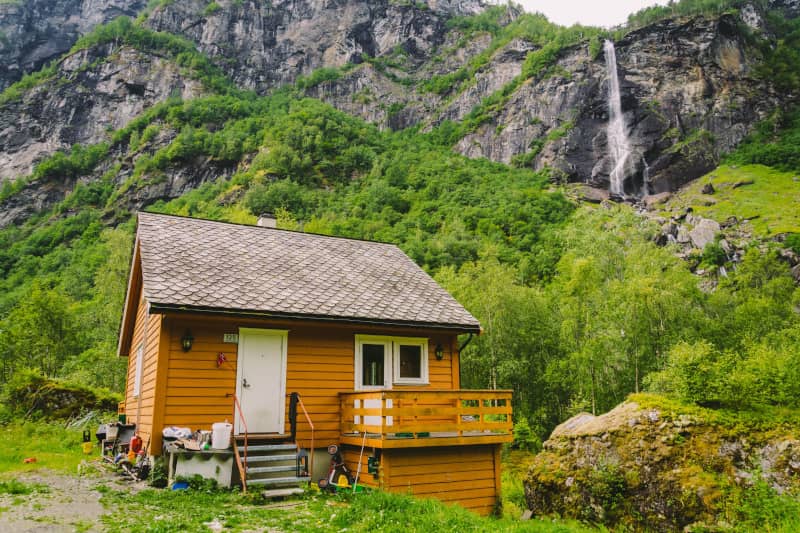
[147,302,482,334]
[456,327,482,388]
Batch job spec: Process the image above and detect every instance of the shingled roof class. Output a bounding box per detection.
[133,212,480,331]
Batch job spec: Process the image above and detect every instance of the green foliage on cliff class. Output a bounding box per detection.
[727,109,800,172]
[661,164,800,236]
[70,16,237,95]
[626,0,746,30]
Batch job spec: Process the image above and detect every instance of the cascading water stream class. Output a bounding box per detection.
[604,40,632,198]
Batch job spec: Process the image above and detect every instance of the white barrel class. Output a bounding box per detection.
[211,422,232,449]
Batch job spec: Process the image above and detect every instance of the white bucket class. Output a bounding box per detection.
[211,422,232,450]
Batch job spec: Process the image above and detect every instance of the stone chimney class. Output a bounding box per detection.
[257,213,277,228]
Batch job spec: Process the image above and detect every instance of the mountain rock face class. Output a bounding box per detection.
[146,0,484,92]
[0,43,204,181]
[0,0,147,91]
[0,0,796,226]
[525,400,800,531]
[456,13,780,195]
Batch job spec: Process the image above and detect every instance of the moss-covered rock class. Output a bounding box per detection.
[524,394,800,531]
[3,370,121,420]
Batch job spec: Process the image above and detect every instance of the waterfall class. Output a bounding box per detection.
[641,156,650,198]
[604,40,632,198]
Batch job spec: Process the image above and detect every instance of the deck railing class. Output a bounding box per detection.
[339,389,513,448]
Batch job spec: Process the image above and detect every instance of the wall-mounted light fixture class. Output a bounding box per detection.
[181,330,194,352]
[435,343,444,361]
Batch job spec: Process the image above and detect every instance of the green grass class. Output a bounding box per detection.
[0,421,92,474]
[99,485,596,532]
[0,479,49,495]
[662,164,800,236]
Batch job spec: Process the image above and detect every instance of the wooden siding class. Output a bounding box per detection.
[341,445,381,490]
[382,445,502,516]
[149,314,459,454]
[122,296,162,453]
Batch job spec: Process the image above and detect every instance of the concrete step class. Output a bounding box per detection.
[246,476,310,487]
[246,464,297,475]
[242,453,296,464]
[238,444,297,453]
[261,487,305,499]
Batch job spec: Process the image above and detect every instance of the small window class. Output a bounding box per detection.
[133,343,144,397]
[362,343,386,387]
[355,335,428,389]
[393,340,428,385]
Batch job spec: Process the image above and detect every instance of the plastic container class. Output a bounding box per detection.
[211,422,232,450]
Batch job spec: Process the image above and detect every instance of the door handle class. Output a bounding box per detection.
[242,378,250,389]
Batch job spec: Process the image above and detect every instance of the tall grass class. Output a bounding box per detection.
[0,421,94,474]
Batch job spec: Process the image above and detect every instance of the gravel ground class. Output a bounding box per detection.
[0,463,144,532]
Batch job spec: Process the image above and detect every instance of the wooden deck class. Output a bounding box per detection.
[338,390,513,448]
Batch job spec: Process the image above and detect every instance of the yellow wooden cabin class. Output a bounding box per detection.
[117,212,512,515]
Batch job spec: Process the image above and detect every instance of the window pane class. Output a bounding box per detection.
[398,345,422,379]
[362,344,385,386]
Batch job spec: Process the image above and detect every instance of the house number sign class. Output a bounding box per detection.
[223,333,239,343]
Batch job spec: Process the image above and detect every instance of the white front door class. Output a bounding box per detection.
[235,328,288,435]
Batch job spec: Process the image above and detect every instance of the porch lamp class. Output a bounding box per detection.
[435,343,444,361]
[181,330,194,352]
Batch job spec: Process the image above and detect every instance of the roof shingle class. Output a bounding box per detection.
[136,213,480,331]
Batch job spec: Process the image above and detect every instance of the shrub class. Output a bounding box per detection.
[511,416,542,453]
[785,233,800,255]
[3,369,121,420]
[701,240,727,267]
[244,179,313,217]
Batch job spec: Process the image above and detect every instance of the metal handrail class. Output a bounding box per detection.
[232,394,248,494]
[296,395,315,483]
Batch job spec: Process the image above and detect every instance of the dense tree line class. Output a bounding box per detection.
[444,207,800,435]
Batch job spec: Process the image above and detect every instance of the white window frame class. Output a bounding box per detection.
[354,335,429,390]
[133,342,144,398]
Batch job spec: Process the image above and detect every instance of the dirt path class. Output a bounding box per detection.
[0,465,139,532]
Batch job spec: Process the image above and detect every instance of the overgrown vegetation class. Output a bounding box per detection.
[625,0,751,30]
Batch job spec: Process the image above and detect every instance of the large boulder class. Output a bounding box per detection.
[524,397,800,531]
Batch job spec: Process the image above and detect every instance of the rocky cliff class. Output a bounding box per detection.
[0,0,146,90]
[457,13,779,195]
[0,0,797,227]
[145,0,484,92]
[0,42,204,182]
[143,0,793,194]
[525,396,800,531]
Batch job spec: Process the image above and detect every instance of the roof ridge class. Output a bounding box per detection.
[134,210,480,331]
[138,211,401,248]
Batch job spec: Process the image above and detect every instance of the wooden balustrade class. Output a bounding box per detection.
[338,390,513,449]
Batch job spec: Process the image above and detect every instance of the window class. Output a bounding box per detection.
[355,335,428,389]
[133,343,144,397]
